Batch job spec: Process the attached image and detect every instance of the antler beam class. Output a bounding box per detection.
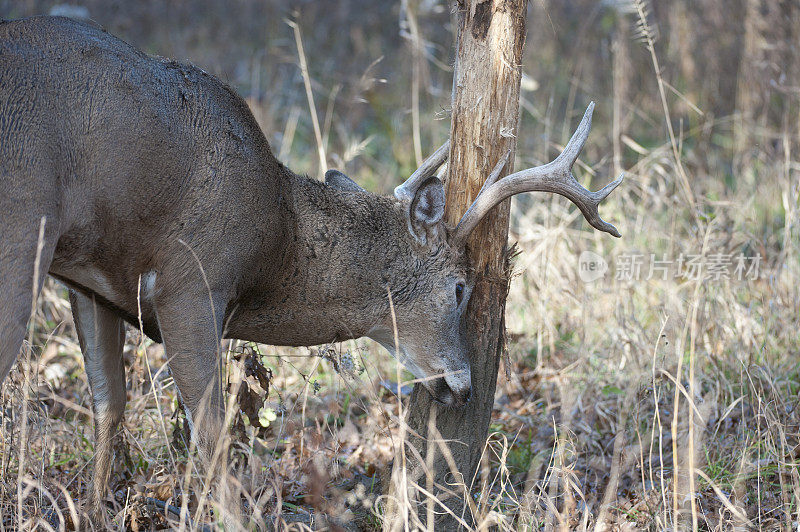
[451,102,623,247]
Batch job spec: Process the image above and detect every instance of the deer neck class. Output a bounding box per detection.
[227,172,399,347]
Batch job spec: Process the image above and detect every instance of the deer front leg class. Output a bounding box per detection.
[69,291,127,526]
[152,284,240,525]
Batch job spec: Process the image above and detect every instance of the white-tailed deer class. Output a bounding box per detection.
[0,16,621,524]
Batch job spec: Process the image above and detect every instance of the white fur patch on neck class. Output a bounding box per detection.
[141,271,157,303]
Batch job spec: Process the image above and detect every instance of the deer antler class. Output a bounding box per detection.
[394,140,450,202]
[451,102,622,247]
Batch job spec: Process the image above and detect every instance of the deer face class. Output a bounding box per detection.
[379,175,474,406]
[327,169,474,406]
[366,229,474,407]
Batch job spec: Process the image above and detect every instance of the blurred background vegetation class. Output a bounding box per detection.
[3,0,796,199]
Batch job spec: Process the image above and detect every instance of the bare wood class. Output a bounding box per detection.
[402,1,527,529]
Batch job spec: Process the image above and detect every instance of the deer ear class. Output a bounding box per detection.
[408,176,445,244]
[325,169,365,193]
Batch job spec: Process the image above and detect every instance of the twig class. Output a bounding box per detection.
[286,17,327,175]
[17,216,47,528]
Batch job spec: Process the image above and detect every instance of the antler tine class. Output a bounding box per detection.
[394,140,450,202]
[478,149,511,195]
[558,101,594,167]
[452,103,622,247]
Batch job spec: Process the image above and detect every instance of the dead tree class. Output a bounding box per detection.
[397,1,527,529]
[390,1,620,529]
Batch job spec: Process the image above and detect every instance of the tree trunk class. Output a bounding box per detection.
[388,1,526,529]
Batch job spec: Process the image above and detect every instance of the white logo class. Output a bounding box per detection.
[578,250,608,283]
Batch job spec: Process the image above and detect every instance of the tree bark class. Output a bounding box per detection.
[390,1,527,529]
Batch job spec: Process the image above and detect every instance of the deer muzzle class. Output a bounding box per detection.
[428,364,471,407]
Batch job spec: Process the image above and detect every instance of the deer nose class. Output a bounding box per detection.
[452,386,471,407]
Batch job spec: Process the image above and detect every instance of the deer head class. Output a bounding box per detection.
[332,102,621,407]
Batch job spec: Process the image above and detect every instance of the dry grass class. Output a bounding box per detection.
[1,0,799,530]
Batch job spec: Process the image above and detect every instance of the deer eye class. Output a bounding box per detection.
[455,282,465,306]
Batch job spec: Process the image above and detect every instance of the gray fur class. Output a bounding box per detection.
[0,16,473,522]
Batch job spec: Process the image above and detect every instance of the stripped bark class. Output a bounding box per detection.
[391,1,527,529]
